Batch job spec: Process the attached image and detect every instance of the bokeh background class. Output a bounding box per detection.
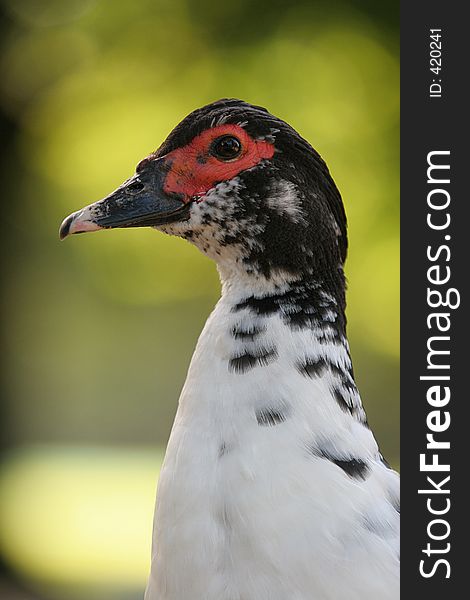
[0,0,399,598]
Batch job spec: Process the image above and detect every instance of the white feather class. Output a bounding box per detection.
[145,279,399,600]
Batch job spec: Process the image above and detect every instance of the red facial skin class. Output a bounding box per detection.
[159,124,275,202]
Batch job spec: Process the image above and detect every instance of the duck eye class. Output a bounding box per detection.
[210,135,242,160]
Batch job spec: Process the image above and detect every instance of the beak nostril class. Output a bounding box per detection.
[127,180,145,194]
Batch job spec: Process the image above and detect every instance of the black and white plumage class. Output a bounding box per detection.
[60,99,399,600]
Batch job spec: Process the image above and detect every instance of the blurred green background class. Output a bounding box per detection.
[0,0,399,598]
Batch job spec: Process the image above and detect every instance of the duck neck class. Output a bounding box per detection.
[218,266,348,340]
[211,268,367,425]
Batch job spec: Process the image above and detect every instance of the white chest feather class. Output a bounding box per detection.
[145,285,399,600]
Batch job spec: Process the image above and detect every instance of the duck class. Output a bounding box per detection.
[60,98,400,600]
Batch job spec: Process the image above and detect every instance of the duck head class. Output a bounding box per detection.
[60,98,347,291]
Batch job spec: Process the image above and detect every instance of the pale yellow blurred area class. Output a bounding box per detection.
[0,0,399,598]
[0,447,162,597]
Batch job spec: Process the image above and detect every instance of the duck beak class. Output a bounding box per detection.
[59,157,189,240]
